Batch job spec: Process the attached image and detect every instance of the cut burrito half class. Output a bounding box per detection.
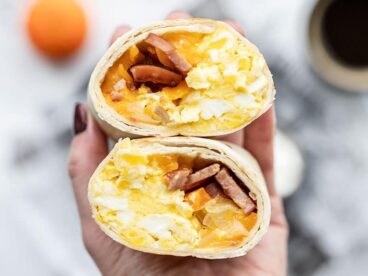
[89,19,275,139]
[88,137,270,258]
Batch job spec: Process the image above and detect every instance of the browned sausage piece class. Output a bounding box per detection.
[156,48,175,70]
[165,168,192,191]
[204,182,227,198]
[145,33,174,52]
[145,33,192,75]
[215,168,256,215]
[130,65,183,87]
[168,52,192,76]
[182,164,221,191]
[147,45,157,55]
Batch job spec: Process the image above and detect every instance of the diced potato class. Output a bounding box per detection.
[204,196,239,213]
[203,210,235,230]
[185,188,212,211]
[238,212,257,231]
[198,228,225,247]
[227,220,248,238]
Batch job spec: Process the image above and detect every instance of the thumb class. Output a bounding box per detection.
[68,103,108,222]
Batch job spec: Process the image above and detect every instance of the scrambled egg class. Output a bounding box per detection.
[101,24,270,133]
[164,27,269,128]
[92,139,199,250]
[91,139,257,252]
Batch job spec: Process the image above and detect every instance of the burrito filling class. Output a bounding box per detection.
[101,25,270,133]
[91,139,258,252]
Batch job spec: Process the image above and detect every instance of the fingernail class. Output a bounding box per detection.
[74,103,87,135]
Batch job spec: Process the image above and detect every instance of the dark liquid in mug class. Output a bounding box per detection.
[322,0,368,68]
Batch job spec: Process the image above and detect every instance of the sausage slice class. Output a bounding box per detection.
[165,168,192,191]
[145,33,192,75]
[156,48,175,70]
[215,168,256,215]
[204,182,228,198]
[182,164,221,191]
[130,65,182,87]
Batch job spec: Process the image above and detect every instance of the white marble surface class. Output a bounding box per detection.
[1,0,368,275]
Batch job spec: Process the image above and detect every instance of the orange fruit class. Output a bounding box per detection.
[27,0,87,58]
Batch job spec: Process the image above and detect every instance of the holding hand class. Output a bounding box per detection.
[69,11,288,276]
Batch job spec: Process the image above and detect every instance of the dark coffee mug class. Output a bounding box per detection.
[308,0,368,92]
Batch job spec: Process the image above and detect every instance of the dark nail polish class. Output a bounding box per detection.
[74,103,87,134]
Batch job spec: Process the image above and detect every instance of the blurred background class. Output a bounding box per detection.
[1,0,368,275]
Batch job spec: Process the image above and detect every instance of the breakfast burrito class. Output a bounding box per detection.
[88,137,270,258]
[88,19,275,139]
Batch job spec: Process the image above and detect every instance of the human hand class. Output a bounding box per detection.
[68,11,288,276]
